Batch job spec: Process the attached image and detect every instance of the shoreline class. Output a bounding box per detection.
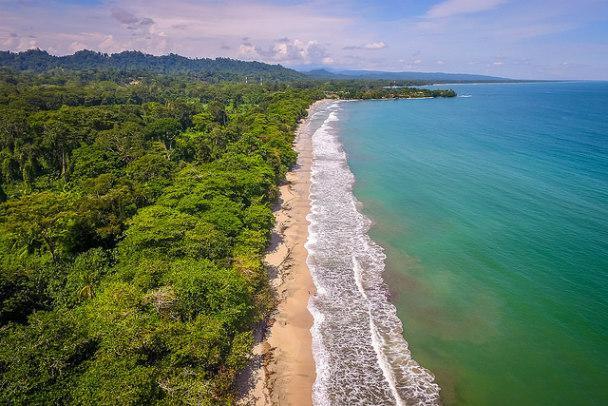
[238,99,331,405]
[298,100,441,404]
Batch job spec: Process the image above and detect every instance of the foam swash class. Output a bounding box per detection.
[306,103,440,405]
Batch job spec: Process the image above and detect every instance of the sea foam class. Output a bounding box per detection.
[306,102,441,405]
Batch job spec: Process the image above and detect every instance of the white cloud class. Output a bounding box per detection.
[239,38,331,64]
[16,36,38,52]
[0,32,39,51]
[344,41,386,50]
[426,0,506,18]
[68,41,87,52]
[99,35,116,52]
[364,41,386,49]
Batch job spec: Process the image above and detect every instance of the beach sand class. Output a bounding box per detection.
[237,100,330,405]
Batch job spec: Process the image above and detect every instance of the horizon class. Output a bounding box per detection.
[0,48,516,80]
[3,48,603,82]
[1,1,607,80]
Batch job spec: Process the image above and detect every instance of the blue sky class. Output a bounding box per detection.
[1,0,607,79]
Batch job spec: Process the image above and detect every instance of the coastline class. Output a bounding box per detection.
[238,99,331,405]
[303,101,441,404]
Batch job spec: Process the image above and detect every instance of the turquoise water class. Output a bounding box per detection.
[336,82,608,405]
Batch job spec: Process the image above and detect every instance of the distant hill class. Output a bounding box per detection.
[304,69,353,79]
[0,50,515,83]
[304,68,512,82]
[0,49,305,81]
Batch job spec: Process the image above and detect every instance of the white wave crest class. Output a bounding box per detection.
[305,103,441,405]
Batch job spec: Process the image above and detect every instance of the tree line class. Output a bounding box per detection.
[0,49,305,82]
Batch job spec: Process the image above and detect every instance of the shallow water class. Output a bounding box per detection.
[306,103,440,405]
[335,82,608,405]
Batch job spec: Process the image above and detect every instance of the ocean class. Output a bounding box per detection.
[306,82,608,405]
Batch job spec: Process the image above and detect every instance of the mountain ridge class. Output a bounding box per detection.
[0,49,519,83]
[303,68,513,82]
[0,49,305,81]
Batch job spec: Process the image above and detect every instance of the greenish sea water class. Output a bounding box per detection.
[336,82,608,405]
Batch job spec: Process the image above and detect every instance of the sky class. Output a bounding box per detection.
[1,0,607,79]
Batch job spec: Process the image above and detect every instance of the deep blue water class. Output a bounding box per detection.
[336,82,608,405]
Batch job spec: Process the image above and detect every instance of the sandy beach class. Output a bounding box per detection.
[237,100,330,405]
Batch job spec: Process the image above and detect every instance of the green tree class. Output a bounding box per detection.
[1,192,79,262]
[145,118,182,152]
[0,309,97,404]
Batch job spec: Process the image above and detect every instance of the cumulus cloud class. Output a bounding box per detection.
[1,33,39,51]
[365,41,387,49]
[344,41,386,50]
[426,0,506,18]
[239,37,331,64]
